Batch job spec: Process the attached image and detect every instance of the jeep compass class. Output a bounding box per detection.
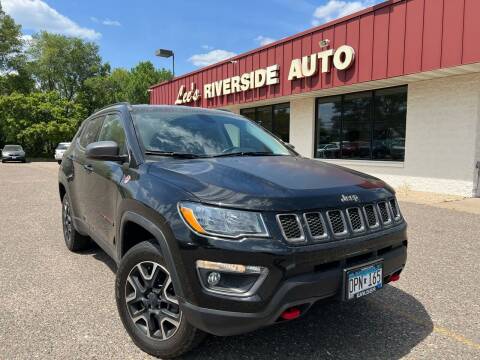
[58,103,407,358]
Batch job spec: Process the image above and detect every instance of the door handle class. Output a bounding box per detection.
[83,164,94,173]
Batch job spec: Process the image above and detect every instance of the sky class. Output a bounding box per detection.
[2,0,382,76]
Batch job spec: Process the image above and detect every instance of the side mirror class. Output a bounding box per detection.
[86,141,127,162]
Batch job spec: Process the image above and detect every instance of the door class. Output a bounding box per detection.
[86,113,128,246]
[70,115,105,229]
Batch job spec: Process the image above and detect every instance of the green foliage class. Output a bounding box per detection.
[77,62,171,112]
[28,32,103,100]
[0,3,22,72]
[127,61,171,104]
[0,3,33,94]
[0,92,86,156]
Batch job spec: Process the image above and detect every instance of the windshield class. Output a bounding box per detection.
[131,108,292,157]
[56,143,70,150]
[3,145,22,151]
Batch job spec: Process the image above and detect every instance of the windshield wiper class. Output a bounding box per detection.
[144,150,208,159]
[212,151,277,158]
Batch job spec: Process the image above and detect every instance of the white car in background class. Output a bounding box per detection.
[54,142,71,164]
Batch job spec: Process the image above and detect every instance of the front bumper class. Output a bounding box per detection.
[2,155,25,161]
[179,225,407,336]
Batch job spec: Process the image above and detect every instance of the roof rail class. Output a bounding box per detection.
[94,102,131,113]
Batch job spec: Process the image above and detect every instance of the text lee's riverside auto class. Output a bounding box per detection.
[175,43,356,105]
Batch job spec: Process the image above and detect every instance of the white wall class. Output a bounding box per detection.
[289,97,315,157]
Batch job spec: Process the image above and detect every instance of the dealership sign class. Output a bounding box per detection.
[175,43,355,105]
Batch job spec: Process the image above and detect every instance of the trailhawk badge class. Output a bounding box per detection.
[340,194,360,203]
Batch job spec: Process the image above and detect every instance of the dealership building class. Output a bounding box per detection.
[150,0,480,197]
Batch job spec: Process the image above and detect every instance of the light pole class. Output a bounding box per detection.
[155,48,175,78]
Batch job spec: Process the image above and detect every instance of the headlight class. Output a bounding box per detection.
[178,202,269,239]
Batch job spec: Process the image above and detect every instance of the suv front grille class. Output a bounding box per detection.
[327,210,347,236]
[389,199,401,221]
[276,198,402,244]
[304,212,327,240]
[277,214,303,241]
[377,202,392,225]
[363,205,379,228]
[346,208,364,232]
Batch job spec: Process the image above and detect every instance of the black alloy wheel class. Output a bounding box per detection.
[125,261,182,340]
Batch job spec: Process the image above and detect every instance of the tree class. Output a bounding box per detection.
[28,32,102,100]
[77,62,171,112]
[0,92,86,156]
[0,3,33,94]
[126,61,171,104]
[0,2,22,72]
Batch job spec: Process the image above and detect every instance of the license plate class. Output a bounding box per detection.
[345,261,383,300]
[12,157,17,159]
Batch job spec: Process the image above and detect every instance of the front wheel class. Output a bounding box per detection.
[116,241,205,358]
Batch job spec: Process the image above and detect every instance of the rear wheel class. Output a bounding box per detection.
[116,241,205,358]
[62,194,90,251]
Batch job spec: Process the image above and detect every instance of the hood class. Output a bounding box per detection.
[148,156,393,211]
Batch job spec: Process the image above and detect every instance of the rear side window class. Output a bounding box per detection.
[97,114,127,155]
[79,116,104,148]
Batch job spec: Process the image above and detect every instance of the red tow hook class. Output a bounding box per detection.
[390,273,400,282]
[280,307,301,320]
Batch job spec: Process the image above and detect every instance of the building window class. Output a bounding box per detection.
[240,103,290,142]
[315,86,407,161]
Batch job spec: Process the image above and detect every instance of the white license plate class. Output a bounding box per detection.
[345,261,383,300]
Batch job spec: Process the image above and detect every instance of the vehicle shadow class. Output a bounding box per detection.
[79,243,118,273]
[181,286,432,360]
[86,246,432,359]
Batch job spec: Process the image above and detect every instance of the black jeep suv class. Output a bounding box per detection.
[58,103,407,358]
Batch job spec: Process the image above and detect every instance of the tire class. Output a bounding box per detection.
[57,160,62,165]
[116,241,206,358]
[61,193,91,251]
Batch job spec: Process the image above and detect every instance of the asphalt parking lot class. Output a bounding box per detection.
[0,162,479,359]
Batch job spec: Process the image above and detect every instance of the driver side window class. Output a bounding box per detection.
[97,114,127,156]
[79,116,104,148]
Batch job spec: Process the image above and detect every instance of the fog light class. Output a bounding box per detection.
[207,271,221,286]
[196,260,268,296]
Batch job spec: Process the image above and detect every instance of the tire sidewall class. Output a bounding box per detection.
[61,194,74,249]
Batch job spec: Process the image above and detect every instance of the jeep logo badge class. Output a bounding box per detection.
[340,194,360,203]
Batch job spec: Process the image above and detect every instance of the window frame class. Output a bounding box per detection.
[314,85,407,162]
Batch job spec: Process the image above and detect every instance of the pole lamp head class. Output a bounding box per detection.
[155,49,174,58]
